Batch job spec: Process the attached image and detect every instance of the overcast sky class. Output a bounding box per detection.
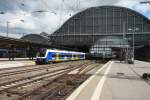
[0,0,150,38]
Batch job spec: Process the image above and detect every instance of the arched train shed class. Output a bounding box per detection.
[49,6,150,58]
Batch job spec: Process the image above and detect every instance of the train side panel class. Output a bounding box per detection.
[45,52,52,62]
[36,49,86,64]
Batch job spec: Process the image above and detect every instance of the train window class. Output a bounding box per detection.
[52,53,56,57]
[59,53,64,59]
[79,55,84,58]
[67,54,71,58]
[59,53,69,59]
[37,49,46,57]
[74,54,76,58]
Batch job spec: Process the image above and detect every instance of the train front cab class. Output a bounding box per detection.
[36,49,47,64]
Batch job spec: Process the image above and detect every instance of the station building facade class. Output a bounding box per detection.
[49,6,150,58]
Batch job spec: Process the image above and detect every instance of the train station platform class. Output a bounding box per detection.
[67,60,150,100]
[0,58,35,69]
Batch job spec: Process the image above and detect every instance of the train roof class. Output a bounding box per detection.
[47,49,85,54]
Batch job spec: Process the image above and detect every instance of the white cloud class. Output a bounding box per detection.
[0,0,149,38]
[116,0,150,13]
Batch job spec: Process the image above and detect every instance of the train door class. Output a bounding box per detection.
[72,53,74,60]
[76,54,78,60]
[56,52,59,62]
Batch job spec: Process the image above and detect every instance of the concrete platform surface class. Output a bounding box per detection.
[0,58,35,61]
[67,60,150,100]
[0,58,35,69]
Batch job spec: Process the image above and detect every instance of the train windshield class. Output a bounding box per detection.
[37,49,47,57]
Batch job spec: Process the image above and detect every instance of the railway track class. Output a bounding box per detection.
[0,60,95,100]
[0,66,69,86]
[0,64,59,78]
[0,61,88,88]
[16,66,90,100]
[16,69,83,100]
[0,63,83,91]
[0,66,78,92]
[0,61,81,82]
[0,61,74,75]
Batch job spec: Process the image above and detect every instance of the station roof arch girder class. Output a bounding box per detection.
[50,5,150,52]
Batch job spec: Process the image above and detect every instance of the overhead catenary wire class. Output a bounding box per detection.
[140,0,150,4]
[17,0,55,34]
[2,0,82,37]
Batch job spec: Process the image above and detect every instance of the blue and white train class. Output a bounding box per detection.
[36,49,85,64]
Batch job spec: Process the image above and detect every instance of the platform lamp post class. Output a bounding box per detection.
[0,12,25,37]
[0,11,6,36]
[6,21,9,37]
[128,27,139,64]
[6,19,24,37]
